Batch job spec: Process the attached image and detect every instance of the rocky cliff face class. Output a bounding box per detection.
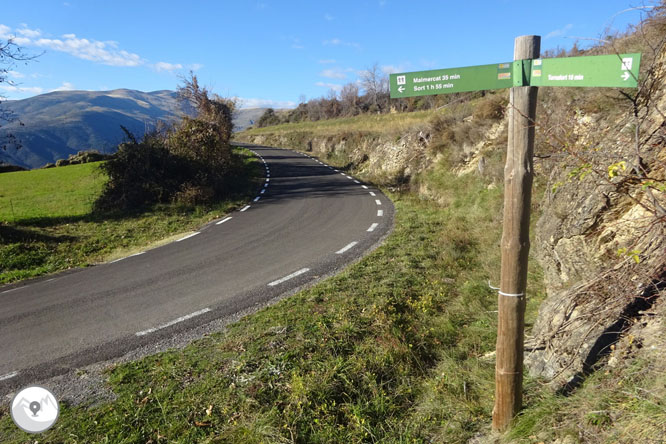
[525,47,666,387]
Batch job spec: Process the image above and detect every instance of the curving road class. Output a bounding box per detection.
[0,144,394,392]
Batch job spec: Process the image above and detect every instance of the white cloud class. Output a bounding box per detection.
[7,70,25,79]
[320,68,347,79]
[0,24,144,67]
[290,37,304,50]
[189,63,204,71]
[323,38,361,49]
[51,81,75,92]
[324,13,334,21]
[546,24,573,39]
[234,97,296,109]
[315,81,342,91]
[16,27,41,38]
[35,34,144,66]
[381,65,401,74]
[154,61,183,72]
[0,84,44,95]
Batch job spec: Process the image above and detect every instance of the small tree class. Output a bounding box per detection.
[340,83,360,116]
[1,38,39,152]
[256,108,281,127]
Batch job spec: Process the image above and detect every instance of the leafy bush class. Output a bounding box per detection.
[256,108,281,128]
[473,93,508,120]
[95,132,186,211]
[95,75,237,212]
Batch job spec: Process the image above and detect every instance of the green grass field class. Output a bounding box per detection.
[0,149,263,284]
[0,162,106,223]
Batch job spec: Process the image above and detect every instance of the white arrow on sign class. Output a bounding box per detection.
[621,72,631,81]
[398,86,405,93]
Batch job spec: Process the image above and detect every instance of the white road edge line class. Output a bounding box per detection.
[176,232,200,242]
[336,241,358,254]
[216,217,232,225]
[268,268,310,287]
[254,196,261,202]
[0,371,19,381]
[240,205,251,212]
[369,191,376,196]
[375,199,382,205]
[362,185,368,189]
[354,180,360,184]
[260,189,266,194]
[367,223,379,232]
[135,308,212,337]
[1,287,21,294]
[377,209,384,217]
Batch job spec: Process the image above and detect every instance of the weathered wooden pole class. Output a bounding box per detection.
[492,35,540,432]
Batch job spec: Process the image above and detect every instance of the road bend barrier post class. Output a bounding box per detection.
[492,34,540,432]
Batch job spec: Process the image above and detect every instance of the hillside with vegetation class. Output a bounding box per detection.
[235,8,666,442]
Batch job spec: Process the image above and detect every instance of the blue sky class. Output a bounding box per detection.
[0,1,654,108]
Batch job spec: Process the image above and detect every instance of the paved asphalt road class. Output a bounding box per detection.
[0,144,394,392]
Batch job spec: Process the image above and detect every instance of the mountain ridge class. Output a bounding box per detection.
[0,89,267,169]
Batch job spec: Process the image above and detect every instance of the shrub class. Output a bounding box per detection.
[94,133,185,212]
[256,108,282,128]
[473,93,508,120]
[94,75,237,212]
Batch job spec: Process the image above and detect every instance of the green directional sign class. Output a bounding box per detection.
[529,53,641,88]
[389,62,513,99]
[390,53,641,98]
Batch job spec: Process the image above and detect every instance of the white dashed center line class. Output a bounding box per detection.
[176,232,200,242]
[135,308,212,337]
[361,185,368,189]
[377,209,384,217]
[367,223,379,232]
[369,191,376,196]
[254,196,261,202]
[336,241,358,254]
[375,199,382,205]
[240,205,251,212]
[216,217,232,225]
[1,287,20,294]
[268,268,310,287]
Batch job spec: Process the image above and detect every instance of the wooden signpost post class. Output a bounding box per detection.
[389,38,641,432]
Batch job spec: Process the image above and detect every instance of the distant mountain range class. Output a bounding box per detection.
[0,89,267,169]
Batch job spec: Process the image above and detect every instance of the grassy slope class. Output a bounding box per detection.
[0,148,262,284]
[242,109,441,137]
[0,162,105,222]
